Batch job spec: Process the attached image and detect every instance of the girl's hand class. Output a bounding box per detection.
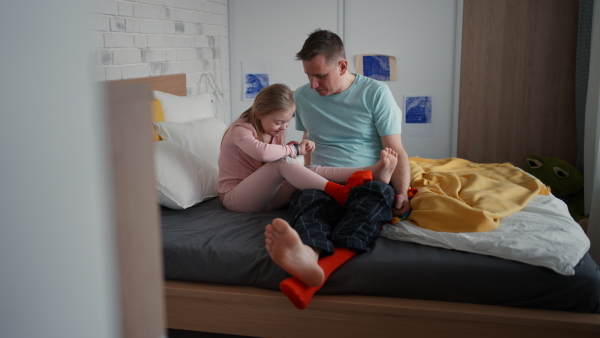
[299,139,315,154]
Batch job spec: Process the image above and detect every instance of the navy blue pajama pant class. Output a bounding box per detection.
[288,181,396,257]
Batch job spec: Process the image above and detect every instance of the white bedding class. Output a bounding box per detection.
[380,194,590,276]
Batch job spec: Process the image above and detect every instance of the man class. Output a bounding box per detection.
[294,29,411,215]
[265,29,411,309]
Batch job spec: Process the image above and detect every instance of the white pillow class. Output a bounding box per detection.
[154,90,214,123]
[154,117,228,170]
[154,140,218,210]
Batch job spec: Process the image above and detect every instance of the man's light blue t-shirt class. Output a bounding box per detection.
[295,74,402,167]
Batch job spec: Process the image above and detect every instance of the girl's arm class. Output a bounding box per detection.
[232,125,298,162]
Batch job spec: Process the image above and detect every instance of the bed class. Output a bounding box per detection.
[110,74,600,338]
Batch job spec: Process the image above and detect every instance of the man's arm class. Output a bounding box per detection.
[381,134,411,216]
[302,131,312,166]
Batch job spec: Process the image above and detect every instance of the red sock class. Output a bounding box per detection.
[279,247,357,309]
[346,170,373,187]
[324,170,373,206]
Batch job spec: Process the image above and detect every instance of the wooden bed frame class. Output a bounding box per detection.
[111,74,600,338]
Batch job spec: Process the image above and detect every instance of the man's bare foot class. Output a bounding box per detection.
[265,218,325,287]
[369,147,398,183]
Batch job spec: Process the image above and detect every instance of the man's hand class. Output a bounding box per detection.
[392,191,412,217]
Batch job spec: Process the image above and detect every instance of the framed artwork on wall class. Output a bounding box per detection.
[355,54,397,81]
[403,95,433,137]
[242,60,270,100]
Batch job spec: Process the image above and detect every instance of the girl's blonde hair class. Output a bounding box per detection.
[239,83,295,143]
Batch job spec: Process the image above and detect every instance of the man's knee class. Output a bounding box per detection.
[367,180,396,194]
[289,189,343,221]
[348,181,395,205]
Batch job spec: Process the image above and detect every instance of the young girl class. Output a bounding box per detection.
[217,83,398,213]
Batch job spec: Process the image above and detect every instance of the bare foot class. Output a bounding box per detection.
[369,147,398,183]
[265,218,324,287]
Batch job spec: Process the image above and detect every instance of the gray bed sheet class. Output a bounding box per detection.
[161,197,600,313]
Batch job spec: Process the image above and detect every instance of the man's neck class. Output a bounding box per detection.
[337,73,356,94]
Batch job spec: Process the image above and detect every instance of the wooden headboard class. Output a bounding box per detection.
[109,73,187,96]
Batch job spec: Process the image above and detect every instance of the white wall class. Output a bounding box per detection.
[91,0,230,122]
[0,1,120,338]
[344,0,459,159]
[228,0,340,142]
[229,0,460,158]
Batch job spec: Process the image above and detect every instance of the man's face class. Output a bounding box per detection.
[302,54,344,96]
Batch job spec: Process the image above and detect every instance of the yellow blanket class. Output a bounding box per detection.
[407,157,550,232]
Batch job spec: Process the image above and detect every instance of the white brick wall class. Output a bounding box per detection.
[90,0,229,122]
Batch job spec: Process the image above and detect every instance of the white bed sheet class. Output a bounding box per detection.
[380,194,590,276]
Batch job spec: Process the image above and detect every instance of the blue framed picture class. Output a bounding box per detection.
[244,73,269,100]
[405,96,432,124]
[363,55,391,81]
[355,54,397,81]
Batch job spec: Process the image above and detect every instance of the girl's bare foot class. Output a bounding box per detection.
[265,218,324,287]
[370,147,398,183]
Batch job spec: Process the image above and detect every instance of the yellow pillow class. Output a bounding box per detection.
[151,99,165,141]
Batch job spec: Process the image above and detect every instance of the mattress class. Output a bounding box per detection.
[161,197,600,313]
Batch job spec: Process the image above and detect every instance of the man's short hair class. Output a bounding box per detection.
[296,29,346,63]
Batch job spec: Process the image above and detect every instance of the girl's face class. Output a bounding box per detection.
[260,107,294,137]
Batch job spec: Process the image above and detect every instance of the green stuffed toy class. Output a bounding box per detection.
[524,155,588,225]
